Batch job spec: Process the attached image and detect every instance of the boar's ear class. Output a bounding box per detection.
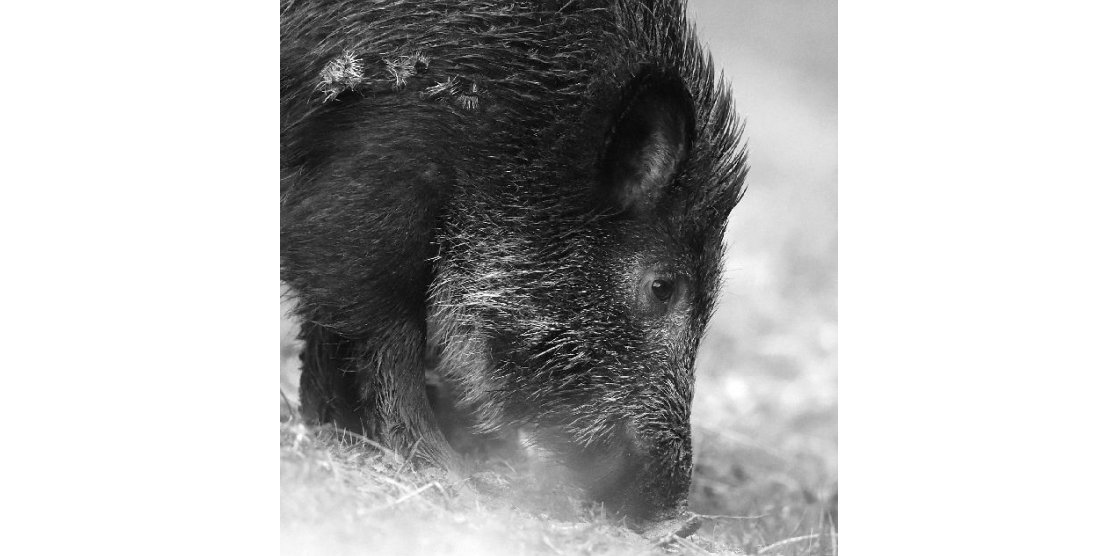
[598,73,694,217]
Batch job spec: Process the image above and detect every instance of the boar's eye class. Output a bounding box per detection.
[650,279,675,303]
[638,271,686,317]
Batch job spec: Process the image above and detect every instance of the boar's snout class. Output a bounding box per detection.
[573,420,693,526]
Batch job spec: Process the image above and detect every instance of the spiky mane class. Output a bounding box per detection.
[281,0,745,217]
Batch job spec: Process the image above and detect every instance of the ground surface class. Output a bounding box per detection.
[280,1,836,554]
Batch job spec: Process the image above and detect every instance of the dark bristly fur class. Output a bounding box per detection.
[281,0,747,525]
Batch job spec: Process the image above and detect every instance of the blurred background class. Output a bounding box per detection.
[684,0,837,541]
[282,0,837,548]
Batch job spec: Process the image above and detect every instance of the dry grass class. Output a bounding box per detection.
[279,411,834,556]
[280,416,710,555]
